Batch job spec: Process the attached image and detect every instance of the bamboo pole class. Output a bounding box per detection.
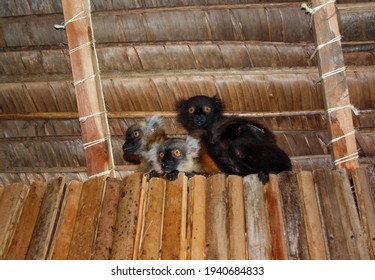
[61,0,114,178]
[244,175,272,260]
[110,173,143,260]
[309,0,359,172]
[265,175,288,260]
[188,175,207,260]
[5,182,47,260]
[48,180,83,260]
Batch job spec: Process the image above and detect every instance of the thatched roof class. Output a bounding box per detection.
[0,0,374,184]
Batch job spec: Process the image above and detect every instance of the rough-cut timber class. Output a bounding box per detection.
[26,177,65,260]
[110,173,144,260]
[227,175,246,260]
[67,177,105,259]
[5,181,47,260]
[0,183,29,259]
[161,173,188,260]
[61,0,114,177]
[48,180,83,260]
[138,177,166,260]
[352,168,375,259]
[265,175,288,260]
[310,0,359,172]
[244,175,271,260]
[297,171,327,260]
[188,175,206,260]
[92,178,121,260]
[278,172,310,260]
[333,169,369,259]
[314,169,350,259]
[206,174,228,260]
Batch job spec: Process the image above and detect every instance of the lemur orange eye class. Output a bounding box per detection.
[204,106,211,113]
[188,107,195,114]
[173,149,181,157]
[133,130,140,138]
[159,152,164,158]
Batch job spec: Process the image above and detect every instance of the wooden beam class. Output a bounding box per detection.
[310,0,359,172]
[61,0,114,178]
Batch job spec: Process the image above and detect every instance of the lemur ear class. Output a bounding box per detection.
[185,136,200,158]
[212,95,223,114]
[145,115,163,133]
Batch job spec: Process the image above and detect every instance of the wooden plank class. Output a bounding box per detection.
[161,173,188,260]
[61,0,114,177]
[352,168,375,259]
[227,175,246,260]
[0,183,29,259]
[0,186,3,199]
[5,181,47,260]
[132,175,148,260]
[110,173,143,260]
[138,177,166,260]
[188,175,206,260]
[26,177,66,260]
[67,177,106,260]
[48,180,83,260]
[297,171,327,260]
[311,0,359,172]
[313,169,350,259]
[332,169,369,259]
[264,174,288,260]
[92,178,121,260]
[278,172,310,260]
[205,174,228,260]
[244,174,272,260]
[366,165,375,210]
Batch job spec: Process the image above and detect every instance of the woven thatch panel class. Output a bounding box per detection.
[2,131,375,169]
[0,0,369,17]
[1,5,374,47]
[1,68,374,114]
[1,42,374,76]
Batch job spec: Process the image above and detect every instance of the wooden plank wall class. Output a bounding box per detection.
[0,167,375,260]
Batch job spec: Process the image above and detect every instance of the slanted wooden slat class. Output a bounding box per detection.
[278,172,310,260]
[297,171,327,259]
[205,174,228,260]
[0,183,29,259]
[26,177,65,260]
[5,181,47,260]
[48,180,83,260]
[313,170,350,259]
[188,175,206,260]
[110,173,144,260]
[67,177,105,260]
[61,0,114,177]
[132,175,148,260]
[244,174,272,260]
[311,0,359,173]
[138,177,166,260]
[92,178,121,260]
[265,174,288,260]
[227,175,246,260]
[161,173,188,260]
[333,169,370,259]
[352,168,375,259]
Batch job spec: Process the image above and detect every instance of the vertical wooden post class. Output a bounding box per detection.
[61,0,115,178]
[309,0,359,172]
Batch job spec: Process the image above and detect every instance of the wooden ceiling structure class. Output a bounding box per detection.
[0,0,374,185]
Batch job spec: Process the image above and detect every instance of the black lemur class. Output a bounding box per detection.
[176,95,292,183]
